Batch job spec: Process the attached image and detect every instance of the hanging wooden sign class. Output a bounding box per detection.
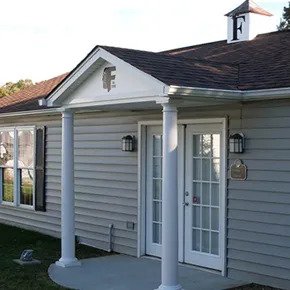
[230,159,247,180]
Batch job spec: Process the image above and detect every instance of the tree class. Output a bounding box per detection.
[0,79,33,97]
[277,2,290,31]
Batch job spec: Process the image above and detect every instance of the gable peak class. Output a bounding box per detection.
[225,0,273,17]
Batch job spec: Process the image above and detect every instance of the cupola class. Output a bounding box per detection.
[225,0,273,43]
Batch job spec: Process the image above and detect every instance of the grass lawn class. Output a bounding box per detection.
[0,223,281,290]
[0,223,110,290]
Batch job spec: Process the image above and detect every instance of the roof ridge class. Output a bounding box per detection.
[100,44,238,70]
[99,45,157,54]
[161,40,227,54]
[161,29,289,55]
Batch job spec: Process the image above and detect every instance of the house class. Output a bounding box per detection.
[0,1,290,289]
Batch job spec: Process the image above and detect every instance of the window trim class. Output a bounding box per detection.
[0,126,36,209]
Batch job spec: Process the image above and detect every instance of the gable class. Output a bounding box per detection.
[47,48,168,108]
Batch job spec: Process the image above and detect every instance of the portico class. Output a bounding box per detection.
[44,45,241,289]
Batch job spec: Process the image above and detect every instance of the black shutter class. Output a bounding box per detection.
[35,127,46,211]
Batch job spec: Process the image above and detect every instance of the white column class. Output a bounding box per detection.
[56,111,80,267]
[157,103,183,290]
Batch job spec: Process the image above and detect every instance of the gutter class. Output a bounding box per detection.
[168,86,243,100]
[0,86,289,119]
[0,108,61,119]
[169,85,290,101]
[243,87,290,100]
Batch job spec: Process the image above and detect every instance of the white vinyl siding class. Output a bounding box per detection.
[0,101,289,289]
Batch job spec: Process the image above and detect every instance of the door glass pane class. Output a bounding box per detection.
[192,206,200,228]
[211,183,219,206]
[202,135,211,157]
[193,182,201,204]
[153,223,162,244]
[153,135,162,156]
[211,232,219,255]
[211,208,219,231]
[211,159,220,182]
[193,135,201,157]
[202,207,210,229]
[202,159,210,181]
[193,158,202,180]
[153,179,162,200]
[192,229,200,251]
[202,230,210,253]
[2,168,14,202]
[212,134,220,158]
[153,201,162,222]
[153,157,162,178]
[202,183,210,205]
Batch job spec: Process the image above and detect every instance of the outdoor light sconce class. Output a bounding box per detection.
[122,135,135,152]
[229,133,245,153]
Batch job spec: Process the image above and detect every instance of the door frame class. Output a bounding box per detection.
[137,118,227,276]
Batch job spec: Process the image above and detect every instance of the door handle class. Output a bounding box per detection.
[183,202,189,206]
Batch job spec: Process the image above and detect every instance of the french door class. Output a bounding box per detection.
[184,123,224,270]
[145,126,163,257]
[145,121,225,271]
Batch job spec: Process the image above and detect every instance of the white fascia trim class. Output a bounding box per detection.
[0,108,61,119]
[47,47,102,106]
[243,87,290,100]
[169,86,243,100]
[62,95,169,110]
[169,85,290,101]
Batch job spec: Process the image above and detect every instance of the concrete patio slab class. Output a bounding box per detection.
[48,255,246,290]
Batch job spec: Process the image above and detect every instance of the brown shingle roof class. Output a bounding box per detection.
[101,46,239,90]
[0,30,289,113]
[164,30,290,90]
[0,73,68,113]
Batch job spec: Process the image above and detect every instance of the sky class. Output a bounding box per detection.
[0,0,287,85]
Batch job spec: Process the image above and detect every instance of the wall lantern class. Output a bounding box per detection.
[122,135,135,152]
[229,133,245,153]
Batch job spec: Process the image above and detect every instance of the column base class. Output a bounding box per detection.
[55,257,81,268]
[156,284,183,290]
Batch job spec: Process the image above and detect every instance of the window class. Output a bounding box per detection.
[0,130,15,203]
[0,127,35,208]
[18,129,34,206]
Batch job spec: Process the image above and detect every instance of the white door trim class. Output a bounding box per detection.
[137,118,227,275]
[178,125,185,262]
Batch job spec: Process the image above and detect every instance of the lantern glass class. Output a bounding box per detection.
[229,133,244,153]
[122,135,134,152]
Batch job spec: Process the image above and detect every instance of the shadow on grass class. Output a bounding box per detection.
[0,223,111,290]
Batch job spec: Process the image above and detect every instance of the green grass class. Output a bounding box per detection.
[0,223,110,290]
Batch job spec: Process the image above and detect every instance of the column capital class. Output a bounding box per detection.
[61,110,74,118]
[162,102,178,112]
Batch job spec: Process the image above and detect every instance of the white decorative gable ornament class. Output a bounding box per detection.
[102,66,116,92]
[225,0,272,44]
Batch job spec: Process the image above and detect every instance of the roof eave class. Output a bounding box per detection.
[168,85,290,102]
[168,85,243,101]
